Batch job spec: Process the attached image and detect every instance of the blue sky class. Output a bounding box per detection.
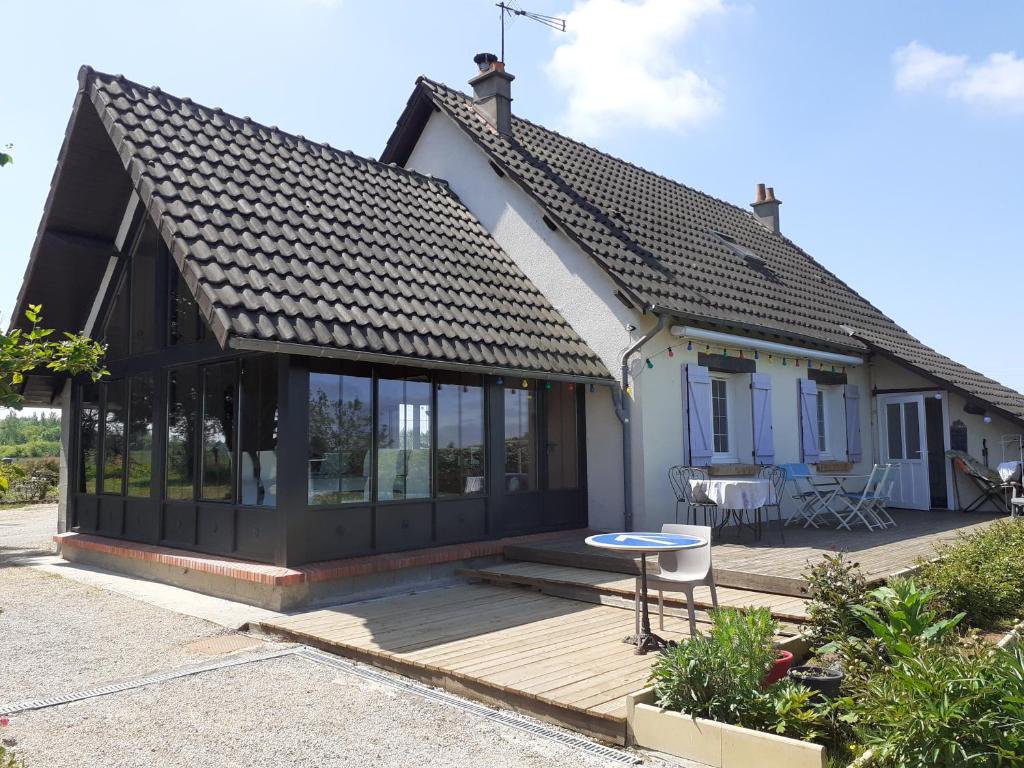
[2,0,1023,396]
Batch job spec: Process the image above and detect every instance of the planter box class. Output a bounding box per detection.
[815,460,854,474]
[626,688,826,768]
[708,463,761,477]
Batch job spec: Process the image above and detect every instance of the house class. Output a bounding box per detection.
[14,59,1024,595]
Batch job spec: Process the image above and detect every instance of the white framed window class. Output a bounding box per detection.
[816,388,829,456]
[711,376,736,461]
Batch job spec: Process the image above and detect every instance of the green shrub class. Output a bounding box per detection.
[803,552,871,650]
[648,608,853,754]
[917,519,1024,629]
[649,606,778,721]
[0,745,24,768]
[845,645,1024,767]
[852,578,964,658]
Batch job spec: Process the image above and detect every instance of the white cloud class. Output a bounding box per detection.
[546,0,723,139]
[893,41,1024,114]
[892,41,966,92]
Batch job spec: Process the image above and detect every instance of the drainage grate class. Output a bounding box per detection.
[0,647,298,717]
[295,648,641,765]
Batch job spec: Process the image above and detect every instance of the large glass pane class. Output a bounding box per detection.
[816,390,827,454]
[240,357,278,506]
[78,382,100,494]
[101,380,126,494]
[504,383,537,493]
[545,383,578,490]
[201,363,236,502]
[127,374,155,497]
[130,224,158,355]
[904,402,922,460]
[377,374,432,501]
[436,373,485,496]
[169,267,204,345]
[308,371,373,504]
[102,273,130,361]
[886,403,904,460]
[166,367,199,499]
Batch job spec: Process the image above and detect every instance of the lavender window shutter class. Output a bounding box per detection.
[751,373,775,465]
[686,364,714,467]
[798,378,820,464]
[844,384,862,463]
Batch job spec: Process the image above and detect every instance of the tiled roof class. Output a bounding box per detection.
[384,77,1024,422]
[80,67,610,380]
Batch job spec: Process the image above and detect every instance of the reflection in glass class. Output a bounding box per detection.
[240,357,278,506]
[545,383,578,489]
[308,372,373,504]
[504,384,536,493]
[78,382,100,494]
[377,375,431,501]
[127,375,155,497]
[436,374,485,496]
[103,274,131,361]
[904,402,921,459]
[101,380,126,494]
[201,363,236,502]
[169,268,205,345]
[166,368,199,499]
[130,224,158,355]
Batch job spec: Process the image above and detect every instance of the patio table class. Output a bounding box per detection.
[584,532,706,654]
[689,478,770,539]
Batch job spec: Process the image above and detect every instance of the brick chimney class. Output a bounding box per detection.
[751,183,781,234]
[470,52,514,137]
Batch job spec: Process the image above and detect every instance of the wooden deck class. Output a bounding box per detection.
[506,510,1003,597]
[264,582,713,743]
[461,561,810,622]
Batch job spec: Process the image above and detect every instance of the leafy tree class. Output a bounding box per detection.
[0,305,106,490]
[0,143,11,167]
[0,305,107,410]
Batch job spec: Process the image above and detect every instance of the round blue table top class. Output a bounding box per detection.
[584,532,706,552]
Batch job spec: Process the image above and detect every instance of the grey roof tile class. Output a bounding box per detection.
[83,69,608,380]
[393,77,1024,420]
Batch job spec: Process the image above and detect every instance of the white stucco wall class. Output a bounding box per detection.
[405,111,639,531]
[632,327,875,529]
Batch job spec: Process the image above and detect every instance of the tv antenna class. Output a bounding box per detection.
[496,2,566,63]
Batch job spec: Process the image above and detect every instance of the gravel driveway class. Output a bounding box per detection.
[6,654,657,768]
[0,503,58,559]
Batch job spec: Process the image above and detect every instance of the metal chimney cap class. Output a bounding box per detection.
[474,52,499,72]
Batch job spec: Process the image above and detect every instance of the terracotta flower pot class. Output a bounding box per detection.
[761,650,794,688]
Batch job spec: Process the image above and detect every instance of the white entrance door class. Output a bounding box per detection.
[878,394,930,510]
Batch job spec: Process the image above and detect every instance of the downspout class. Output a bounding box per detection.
[612,313,666,531]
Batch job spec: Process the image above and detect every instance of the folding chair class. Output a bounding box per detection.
[780,463,838,528]
[948,450,1009,513]
[834,464,884,531]
[870,465,897,528]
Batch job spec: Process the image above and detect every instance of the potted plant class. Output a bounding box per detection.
[788,665,843,699]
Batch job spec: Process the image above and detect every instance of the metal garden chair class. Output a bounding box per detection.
[758,465,787,543]
[834,464,886,530]
[668,466,719,525]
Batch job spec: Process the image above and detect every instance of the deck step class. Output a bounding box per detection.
[504,539,810,598]
[461,561,809,624]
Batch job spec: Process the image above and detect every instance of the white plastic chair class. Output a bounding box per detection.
[869,465,897,528]
[645,523,718,637]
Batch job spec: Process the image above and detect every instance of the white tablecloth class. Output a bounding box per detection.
[689,478,770,509]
